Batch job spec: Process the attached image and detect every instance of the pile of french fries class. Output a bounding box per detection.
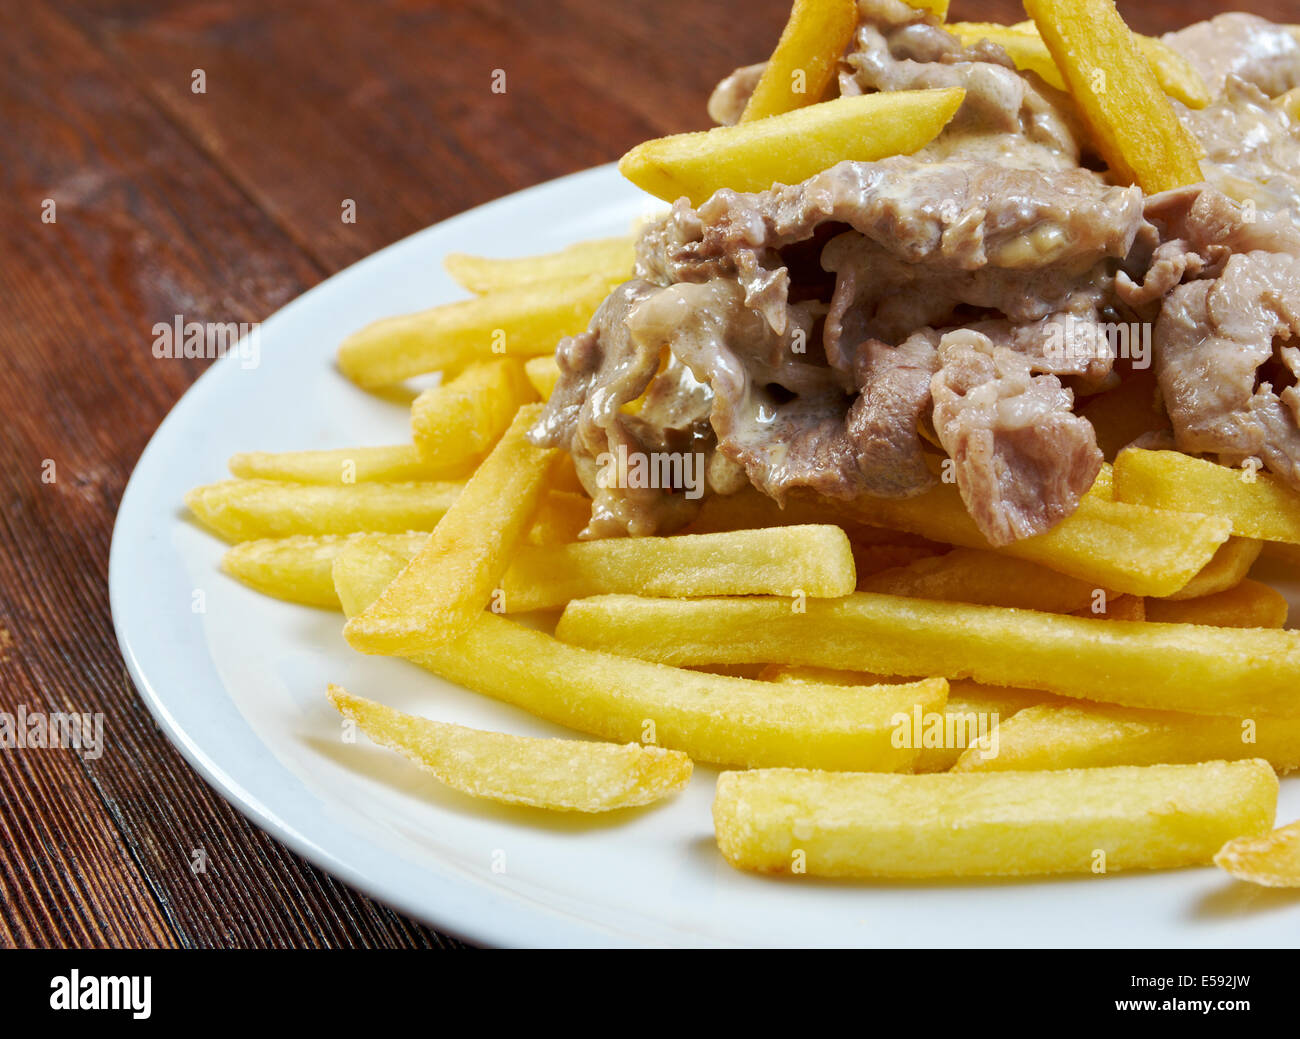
[185,0,1300,888]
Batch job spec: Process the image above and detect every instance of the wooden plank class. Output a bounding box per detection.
[52,0,670,271]
[0,0,459,947]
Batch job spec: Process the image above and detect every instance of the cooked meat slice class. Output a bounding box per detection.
[646,156,1143,340]
[1164,13,1300,98]
[931,331,1103,546]
[706,0,1084,171]
[841,0,1084,168]
[1179,80,1300,226]
[844,331,942,498]
[1155,250,1300,489]
[1119,186,1300,313]
[707,62,765,126]
[625,279,870,504]
[530,279,714,537]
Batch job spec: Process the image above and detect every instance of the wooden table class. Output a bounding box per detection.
[0,0,1293,949]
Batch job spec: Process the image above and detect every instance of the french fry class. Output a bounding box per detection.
[835,481,1231,598]
[953,700,1300,774]
[332,542,947,771]
[326,685,691,812]
[1076,365,1165,462]
[221,486,594,608]
[1073,594,1145,621]
[443,236,635,295]
[1024,0,1204,192]
[410,359,537,471]
[1114,448,1300,544]
[337,273,617,388]
[904,0,949,18]
[1126,35,1211,108]
[344,405,557,654]
[1145,580,1288,629]
[185,479,462,541]
[1263,540,1300,569]
[1088,463,1114,499]
[860,547,1101,613]
[1160,537,1262,601]
[949,21,1209,107]
[555,592,1300,717]
[948,22,1069,90]
[228,445,448,484]
[713,760,1277,877]
[1277,86,1300,124]
[1215,820,1300,887]
[762,665,1059,772]
[850,541,942,581]
[523,356,561,401]
[500,525,855,612]
[619,88,965,207]
[525,489,591,546]
[223,532,428,608]
[740,0,858,122]
[686,486,932,544]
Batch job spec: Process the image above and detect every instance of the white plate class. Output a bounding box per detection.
[111,163,1300,948]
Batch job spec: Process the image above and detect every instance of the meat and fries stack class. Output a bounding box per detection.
[188,0,1300,888]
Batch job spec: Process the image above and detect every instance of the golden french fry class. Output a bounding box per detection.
[345,405,557,654]
[850,541,942,581]
[619,88,965,207]
[332,542,947,771]
[1215,820,1300,887]
[525,489,591,546]
[219,485,593,608]
[1277,87,1300,123]
[523,356,562,401]
[223,532,429,608]
[185,479,461,541]
[1114,448,1300,545]
[949,21,1208,107]
[835,481,1230,598]
[1072,594,1145,621]
[501,525,855,612]
[1145,580,1288,629]
[1161,537,1261,601]
[763,665,1058,772]
[740,0,858,122]
[685,487,934,546]
[953,701,1300,774]
[337,273,617,388]
[1132,34,1212,108]
[1089,463,1114,499]
[555,592,1300,717]
[1263,540,1300,568]
[1024,0,1204,192]
[1076,366,1164,462]
[443,236,635,295]
[228,445,448,484]
[713,760,1277,877]
[948,22,1068,90]
[901,0,948,18]
[861,547,1102,613]
[327,684,691,812]
[410,359,537,471]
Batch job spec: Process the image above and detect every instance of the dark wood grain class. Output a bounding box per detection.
[3,0,1298,948]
